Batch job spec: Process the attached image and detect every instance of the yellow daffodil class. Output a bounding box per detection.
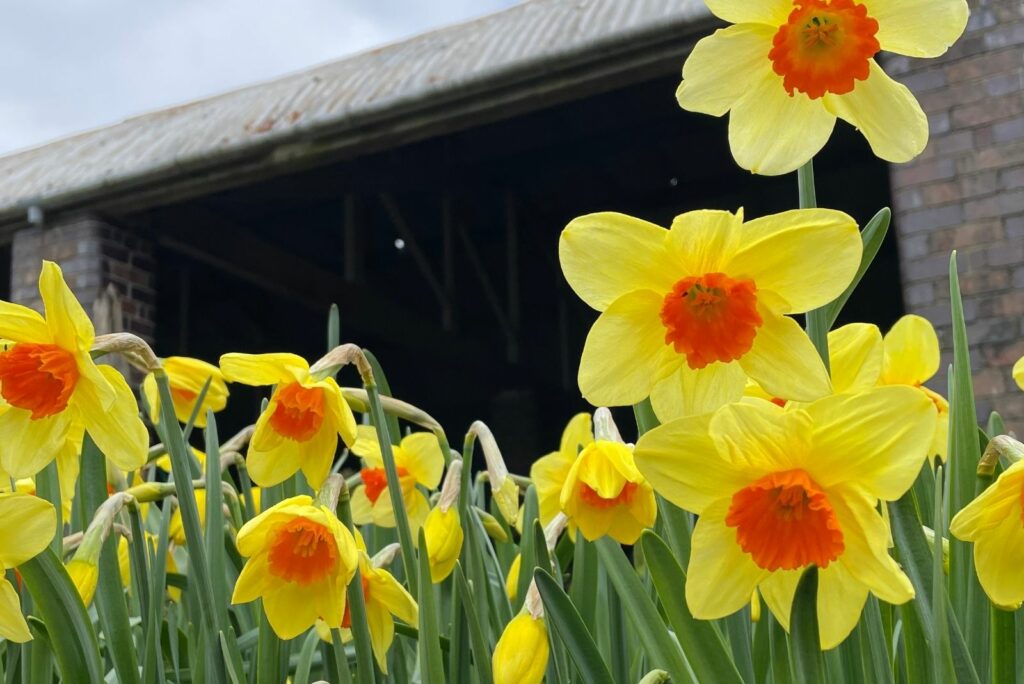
[492,612,549,684]
[318,552,418,673]
[350,426,443,532]
[677,0,968,174]
[142,356,228,428]
[560,439,656,545]
[560,209,859,421]
[219,353,358,489]
[0,492,56,642]
[745,322,884,404]
[1014,355,1024,390]
[950,458,1024,608]
[634,386,934,647]
[0,261,147,481]
[232,495,359,639]
[879,315,949,461]
[530,413,593,527]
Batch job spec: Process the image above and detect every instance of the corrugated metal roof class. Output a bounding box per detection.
[0,0,710,221]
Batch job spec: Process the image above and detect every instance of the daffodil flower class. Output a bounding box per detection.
[530,412,593,527]
[560,439,656,545]
[232,495,359,640]
[142,356,229,428]
[879,315,949,461]
[634,386,934,647]
[1014,355,1024,391]
[950,458,1024,609]
[0,492,56,642]
[349,426,443,532]
[219,353,358,489]
[677,0,969,174]
[0,261,147,481]
[560,209,860,420]
[421,460,464,583]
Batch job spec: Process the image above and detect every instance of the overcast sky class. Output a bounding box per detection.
[0,0,518,155]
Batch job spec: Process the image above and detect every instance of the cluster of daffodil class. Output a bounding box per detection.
[3,1,1022,683]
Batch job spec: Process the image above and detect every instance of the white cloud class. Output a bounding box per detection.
[0,0,517,154]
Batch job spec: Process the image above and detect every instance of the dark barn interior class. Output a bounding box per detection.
[131,71,902,469]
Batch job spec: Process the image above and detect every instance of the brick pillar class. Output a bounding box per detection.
[10,214,156,343]
[888,0,1024,428]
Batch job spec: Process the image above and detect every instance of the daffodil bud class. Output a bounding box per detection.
[67,558,99,607]
[422,506,463,583]
[505,554,522,602]
[492,612,549,684]
[468,421,519,524]
[750,590,761,623]
[476,508,509,543]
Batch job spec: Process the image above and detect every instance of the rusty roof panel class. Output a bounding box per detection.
[0,0,709,217]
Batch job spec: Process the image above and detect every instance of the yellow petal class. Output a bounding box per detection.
[231,551,274,604]
[758,569,800,631]
[971,506,1024,608]
[0,492,56,566]
[423,507,464,583]
[263,578,339,640]
[365,597,396,673]
[650,359,747,422]
[492,613,549,684]
[77,365,148,472]
[247,432,308,488]
[804,386,934,500]
[39,261,94,351]
[862,0,968,57]
[815,563,870,649]
[686,499,769,619]
[351,425,384,467]
[0,577,31,642]
[739,310,832,402]
[0,409,71,479]
[726,209,861,313]
[559,413,593,457]
[0,302,50,343]
[298,423,340,491]
[371,567,418,626]
[399,433,444,489]
[704,0,793,25]
[531,450,575,526]
[709,401,812,475]
[559,213,677,310]
[666,209,745,275]
[321,378,358,447]
[825,61,928,164]
[677,25,777,117]
[141,373,160,425]
[880,314,940,386]
[729,71,836,175]
[828,324,884,394]
[950,461,1024,540]
[219,352,309,386]
[578,290,677,407]
[634,413,746,513]
[350,487,375,526]
[1013,356,1024,391]
[831,486,914,607]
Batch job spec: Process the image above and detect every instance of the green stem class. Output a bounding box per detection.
[365,377,419,599]
[798,159,831,372]
[337,482,378,683]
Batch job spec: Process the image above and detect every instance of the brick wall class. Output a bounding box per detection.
[10,214,156,342]
[890,0,1024,428]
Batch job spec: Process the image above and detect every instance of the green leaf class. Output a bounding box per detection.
[931,467,956,681]
[947,253,986,649]
[293,630,322,684]
[639,531,742,684]
[822,207,891,329]
[857,597,894,684]
[516,486,540,610]
[18,550,104,684]
[453,564,495,684]
[418,529,446,684]
[594,537,690,683]
[990,605,1016,684]
[533,569,615,684]
[790,568,824,683]
[204,413,232,636]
